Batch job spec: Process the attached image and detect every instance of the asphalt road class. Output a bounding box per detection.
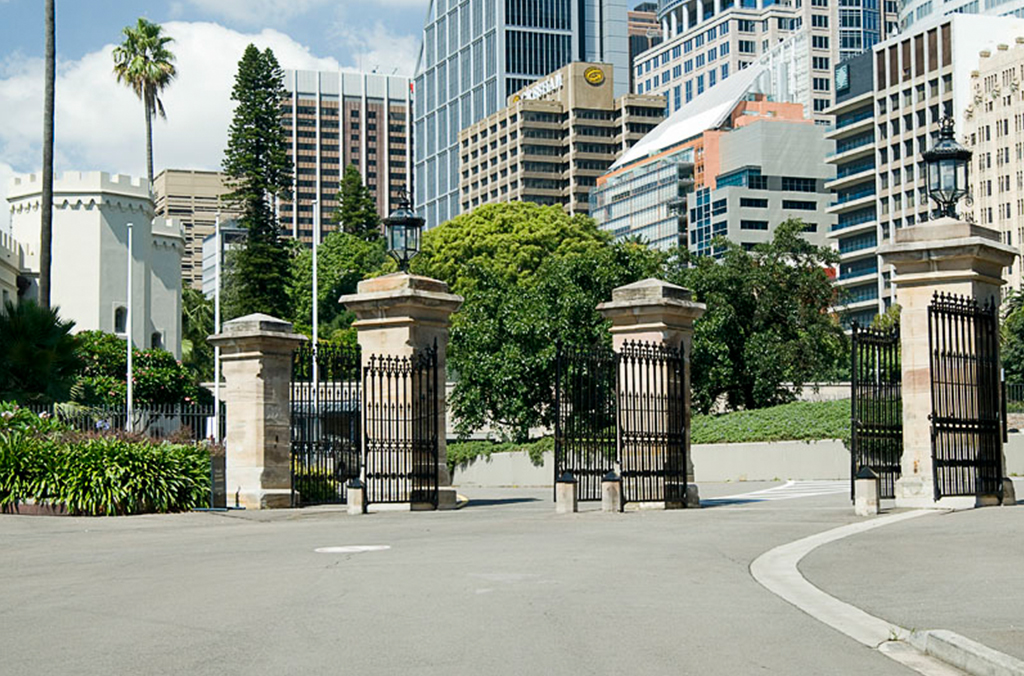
[1,482,930,676]
[802,501,1024,662]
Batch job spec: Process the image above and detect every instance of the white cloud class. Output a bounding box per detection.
[332,21,420,77]
[0,21,343,220]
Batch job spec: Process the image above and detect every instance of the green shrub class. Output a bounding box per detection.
[691,399,850,445]
[0,402,211,515]
[447,437,553,474]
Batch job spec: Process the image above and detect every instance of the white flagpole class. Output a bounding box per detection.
[126,222,134,433]
[312,200,319,416]
[213,214,222,443]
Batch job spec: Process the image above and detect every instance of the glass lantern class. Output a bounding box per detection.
[383,193,423,271]
[922,117,972,219]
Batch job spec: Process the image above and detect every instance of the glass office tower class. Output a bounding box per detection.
[413,0,631,228]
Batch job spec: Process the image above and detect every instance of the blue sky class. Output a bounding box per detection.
[0,0,430,231]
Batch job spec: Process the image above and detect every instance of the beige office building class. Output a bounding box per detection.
[966,39,1024,292]
[153,169,236,290]
[459,62,665,215]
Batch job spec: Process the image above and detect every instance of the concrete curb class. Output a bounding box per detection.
[751,510,1024,676]
[909,630,1024,676]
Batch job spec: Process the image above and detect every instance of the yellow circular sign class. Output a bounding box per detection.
[584,67,605,86]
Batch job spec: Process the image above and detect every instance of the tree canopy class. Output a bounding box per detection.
[665,219,847,414]
[0,300,81,404]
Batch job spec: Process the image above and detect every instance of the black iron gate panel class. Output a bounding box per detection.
[929,293,1003,500]
[363,346,440,507]
[290,342,362,506]
[618,342,688,505]
[554,343,617,501]
[850,323,903,500]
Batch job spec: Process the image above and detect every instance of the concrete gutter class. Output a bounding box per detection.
[909,630,1024,676]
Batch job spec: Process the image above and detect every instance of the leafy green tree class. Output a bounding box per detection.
[411,201,609,294]
[665,219,847,414]
[1001,291,1024,383]
[72,331,212,407]
[112,18,176,185]
[181,284,214,381]
[289,230,388,340]
[449,238,665,442]
[336,165,381,241]
[870,303,901,331]
[221,45,293,320]
[0,301,82,404]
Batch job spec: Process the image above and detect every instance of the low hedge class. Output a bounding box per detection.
[447,437,553,474]
[691,399,850,445]
[0,403,211,515]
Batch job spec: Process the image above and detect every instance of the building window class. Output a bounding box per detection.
[114,307,127,334]
[781,177,817,192]
[151,332,164,350]
[740,197,768,208]
[782,199,817,210]
[812,35,830,49]
[738,40,756,54]
[740,220,769,230]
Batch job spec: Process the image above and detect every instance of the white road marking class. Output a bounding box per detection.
[706,480,849,504]
[314,545,390,554]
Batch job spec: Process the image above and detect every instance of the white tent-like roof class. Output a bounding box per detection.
[612,63,769,170]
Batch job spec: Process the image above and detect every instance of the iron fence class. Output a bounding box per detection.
[928,292,1004,500]
[23,402,223,441]
[289,342,362,507]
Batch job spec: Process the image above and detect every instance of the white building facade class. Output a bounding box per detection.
[7,172,184,357]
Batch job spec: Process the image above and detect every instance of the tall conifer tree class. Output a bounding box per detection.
[336,164,381,241]
[222,45,292,319]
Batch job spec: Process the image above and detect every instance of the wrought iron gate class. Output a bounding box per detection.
[554,341,688,505]
[363,346,440,507]
[928,293,1004,500]
[850,323,903,500]
[290,343,362,506]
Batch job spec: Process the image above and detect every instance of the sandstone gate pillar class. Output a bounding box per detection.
[207,314,306,509]
[597,279,706,508]
[340,272,463,510]
[879,217,1016,508]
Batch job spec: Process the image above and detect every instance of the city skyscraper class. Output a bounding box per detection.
[280,70,411,244]
[413,0,632,228]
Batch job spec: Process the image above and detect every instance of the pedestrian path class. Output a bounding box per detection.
[704,480,849,506]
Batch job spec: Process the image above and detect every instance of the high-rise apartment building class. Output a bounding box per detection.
[899,0,1024,34]
[629,3,663,90]
[825,51,886,328]
[413,0,632,228]
[833,14,1024,325]
[636,0,897,120]
[280,70,411,244]
[458,62,664,214]
[153,169,236,290]
[966,39,1024,291]
[592,65,834,251]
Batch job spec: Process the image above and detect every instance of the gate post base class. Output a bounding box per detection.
[236,489,292,510]
[1003,478,1017,505]
[601,473,622,512]
[436,487,459,510]
[686,483,701,508]
[347,479,366,516]
[555,473,578,514]
[854,466,881,516]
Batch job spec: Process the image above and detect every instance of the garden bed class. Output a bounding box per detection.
[691,399,850,445]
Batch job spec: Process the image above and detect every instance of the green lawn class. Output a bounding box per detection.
[691,399,850,445]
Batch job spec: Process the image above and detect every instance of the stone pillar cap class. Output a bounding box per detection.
[207,313,307,346]
[597,278,706,319]
[341,272,463,314]
[878,218,1017,263]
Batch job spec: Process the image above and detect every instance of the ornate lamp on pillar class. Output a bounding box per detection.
[383,192,423,272]
[923,117,972,219]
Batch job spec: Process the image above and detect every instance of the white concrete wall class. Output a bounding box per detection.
[453,437,1024,487]
[0,231,22,308]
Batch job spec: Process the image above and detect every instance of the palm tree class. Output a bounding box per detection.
[40,0,55,309]
[112,18,176,186]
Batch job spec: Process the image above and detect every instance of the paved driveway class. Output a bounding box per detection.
[1,483,928,675]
